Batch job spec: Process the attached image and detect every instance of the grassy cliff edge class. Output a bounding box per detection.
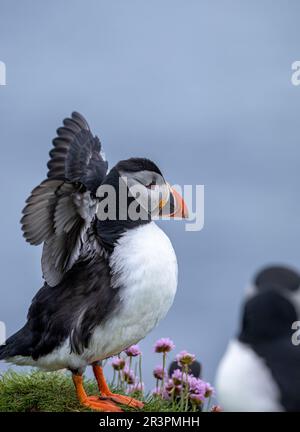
[0,370,174,412]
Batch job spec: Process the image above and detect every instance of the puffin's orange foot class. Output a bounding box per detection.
[81,396,123,412]
[72,373,122,411]
[105,393,144,409]
[91,364,144,410]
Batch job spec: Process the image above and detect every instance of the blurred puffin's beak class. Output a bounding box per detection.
[159,185,189,219]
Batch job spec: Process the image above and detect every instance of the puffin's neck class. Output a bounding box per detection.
[96,218,150,253]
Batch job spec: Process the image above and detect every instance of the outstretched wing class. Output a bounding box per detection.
[47,111,108,193]
[21,112,108,287]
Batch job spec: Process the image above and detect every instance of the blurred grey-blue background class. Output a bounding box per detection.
[1,0,300,388]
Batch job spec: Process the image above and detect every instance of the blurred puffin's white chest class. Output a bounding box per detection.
[93,223,178,357]
[215,340,283,412]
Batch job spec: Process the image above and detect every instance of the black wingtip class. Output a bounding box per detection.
[71,112,90,131]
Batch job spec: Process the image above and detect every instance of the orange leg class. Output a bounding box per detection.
[72,374,123,412]
[92,364,144,409]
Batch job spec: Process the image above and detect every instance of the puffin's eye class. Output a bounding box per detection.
[146,181,157,189]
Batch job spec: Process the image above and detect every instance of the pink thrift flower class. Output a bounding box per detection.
[189,392,205,405]
[154,337,175,353]
[171,368,183,386]
[176,350,196,366]
[205,382,214,397]
[124,344,141,357]
[111,357,126,371]
[153,365,166,380]
[188,376,206,397]
[122,367,135,385]
[211,405,223,412]
[165,378,182,397]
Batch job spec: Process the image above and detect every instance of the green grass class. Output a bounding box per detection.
[0,370,175,412]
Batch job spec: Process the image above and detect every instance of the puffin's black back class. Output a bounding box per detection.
[239,291,300,412]
[0,254,120,361]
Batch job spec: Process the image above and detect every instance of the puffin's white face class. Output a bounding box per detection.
[118,169,188,219]
[119,169,168,217]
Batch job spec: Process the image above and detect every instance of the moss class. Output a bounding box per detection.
[0,370,176,412]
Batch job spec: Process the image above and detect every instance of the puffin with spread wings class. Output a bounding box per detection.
[0,112,188,411]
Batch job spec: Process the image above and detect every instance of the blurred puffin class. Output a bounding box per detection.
[215,265,300,412]
[0,112,188,412]
[216,266,300,411]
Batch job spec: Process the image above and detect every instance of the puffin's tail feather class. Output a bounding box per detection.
[0,325,32,360]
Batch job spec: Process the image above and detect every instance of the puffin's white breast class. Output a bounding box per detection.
[87,222,178,362]
[215,340,283,412]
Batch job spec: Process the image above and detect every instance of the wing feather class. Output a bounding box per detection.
[47,112,108,193]
[21,112,107,286]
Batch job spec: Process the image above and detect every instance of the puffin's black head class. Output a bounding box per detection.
[95,157,188,250]
[97,157,188,221]
[253,266,300,294]
[240,266,300,345]
[114,158,163,177]
[238,291,297,345]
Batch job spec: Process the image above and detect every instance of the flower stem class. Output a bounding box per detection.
[184,366,189,411]
[171,387,176,411]
[180,369,185,411]
[139,354,143,388]
[117,370,121,389]
[180,365,189,411]
[206,395,212,412]
[161,352,166,393]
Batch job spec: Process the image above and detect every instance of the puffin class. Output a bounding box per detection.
[0,112,188,412]
[215,265,300,412]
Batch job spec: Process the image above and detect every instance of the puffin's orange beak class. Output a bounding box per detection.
[169,187,189,218]
[159,186,189,219]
